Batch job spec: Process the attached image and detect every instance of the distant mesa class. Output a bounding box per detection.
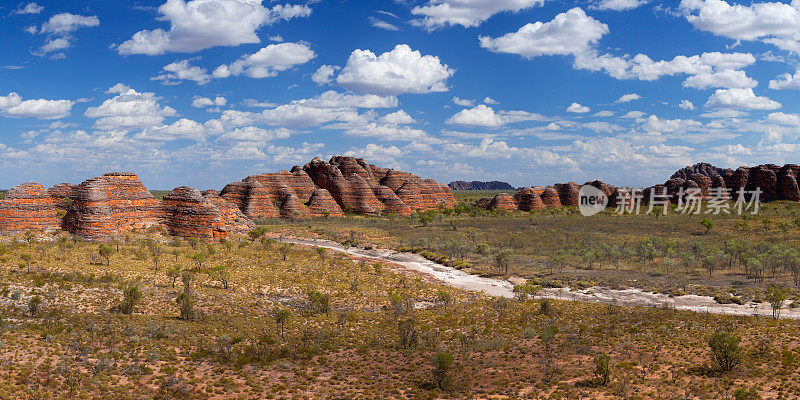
[0,156,456,242]
[448,181,515,191]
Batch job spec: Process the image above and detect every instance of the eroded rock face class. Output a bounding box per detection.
[0,182,60,234]
[63,173,161,240]
[488,193,518,211]
[554,183,580,206]
[748,166,778,201]
[513,188,545,211]
[276,188,312,219]
[307,189,344,217]
[779,170,800,202]
[162,187,228,240]
[541,186,562,207]
[203,191,254,234]
[47,183,78,211]
[688,173,712,197]
[220,181,279,220]
[448,181,515,191]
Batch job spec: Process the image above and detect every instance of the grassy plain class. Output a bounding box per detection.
[0,192,799,398]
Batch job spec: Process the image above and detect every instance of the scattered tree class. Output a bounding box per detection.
[701,218,714,235]
[709,329,742,372]
[765,285,790,319]
[432,351,454,390]
[117,285,142,314]
[98,244,115,268]
[594,352,611,386]
[273,309,290,339]
[28,295,41,317]
[208,264,231,289]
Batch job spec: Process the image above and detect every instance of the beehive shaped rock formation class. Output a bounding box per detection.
[0,182,60,234]
[220,181,279,220]
[275,187,312,219]
[63,173,161,240]
[554,183,580,206]
[162,187,229,240]
[514,188,545,211]
[541,186,562,207]
[47,183,78,211]
[202,191,254,233]
[371,184,413,215]
[488,193,518,211]
[687,173,712,197]
[307,189,344,217]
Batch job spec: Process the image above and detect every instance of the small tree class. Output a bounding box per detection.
[494,249,513,275]
[208,264,231,289]
[315,247,327,262]
[189,252,207,270]
[432,351,454,390]
[594,352,611,386]
[709,329,742,372]
[167,265,181,288]
[28,295,42,317]
[278,244,291,262]
[177,271,196,320]
[513,282,541,302]
[397,317,418,350]
[437,289,452,308]
[273,309,290,339]
[117,285,142,314]
[98,244,115,267]
[248,227,268,241]
[701,218,714,235]
[187,237,198,250]
[765,285,790,319]
[307,290,330,315]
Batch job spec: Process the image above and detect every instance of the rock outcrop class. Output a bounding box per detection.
[554,183,580,206]
[488,193,518,211]
[448,181,515,191]
[307,189,344,217]
[62,173,162,240]
[0,182,61,234]
[541,186,562,207]
[220,181,279,220]
[513,188,545,211]
[47,183,78,211]
[162,187,228,240]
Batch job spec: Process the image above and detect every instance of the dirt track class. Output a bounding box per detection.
[282,237,799,320]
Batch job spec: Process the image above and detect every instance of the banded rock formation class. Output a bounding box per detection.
[0,182,60,234]
[448,181,515,191]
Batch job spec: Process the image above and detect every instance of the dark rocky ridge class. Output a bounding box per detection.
[448,181,515,191]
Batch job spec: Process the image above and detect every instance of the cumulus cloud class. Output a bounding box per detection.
[312,65,340,85]
[15,3,43,15]
[37,13,99,34]
[192,96,227,108]
[216,126,293,142]
[480,8,608,58]
[769,70,800,90]
[411,0,545,30]
[679,100,695,110]
[767,112,800,126]
[134,118,207,141]
[152,59,212,85]
[213,42,316,79]
[452,97,475,107]
[567,102,590,113]
[616,93,641,103]
[84,85,178,130]
[335,44,454,95]
[290,91,398,109]
[682,69,757,89]
[480,7,757,88]
[705,88,781,110]
[592,0,649,11]
[0,92,74,119]
[116,0,312,55]
[344,124,428,141]
[483,97,499,104]
[445,104,544,127]
[679,0,800,53]
[379,110,416,124]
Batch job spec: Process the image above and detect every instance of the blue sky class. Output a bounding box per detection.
[2,0,800,190]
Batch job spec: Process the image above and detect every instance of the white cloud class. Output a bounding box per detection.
[679,99,695,110]
[290,91,398,109]
[616,93,641,103]
[192,96,227,108]
[84,86,178,130]
[574,51,756,82]
[452,97,475,106]
[379,110,416,124]
[344,143,404,160]
[39,37,70,54]
[567,102,590,113]
[699,109,746,118]
[594,110,614,117]
[592,0,648,11]
[152,59,212,85]
[37,13,99,34]
[335,44,454,95]
[621,110,647,119]
[679,0,800,53]
[769,70,800,90]
[705,88,781,110]
[116,0,312,55]
[344,124,428,141]
[445,104,543,127]
[446,105,504,127]
[479,8,608,58]
[0,92,74,120]
[411,0,545,30]
[767,112,800,126]
[216,126,292,142]
[213,42,316,79]
[483,97,499,104]
[642,115,702,133]
[682,69,757,89]
[369,17,400,31]
[15,3,43,14]
[312,65,340,85]
[134,118,207,141]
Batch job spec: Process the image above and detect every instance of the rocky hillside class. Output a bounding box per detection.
[0,156,456,241]
[448,181,515,191]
